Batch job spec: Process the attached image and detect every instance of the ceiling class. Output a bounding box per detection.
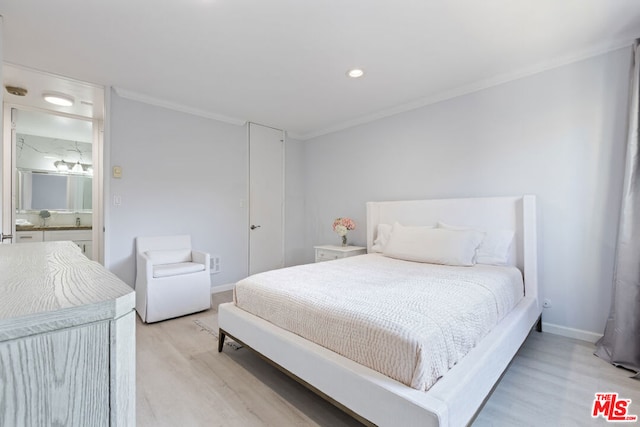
[2,0,640,139]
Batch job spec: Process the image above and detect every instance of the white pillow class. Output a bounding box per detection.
[373,222,436,251]
[145,249,192,265]
[371,223,393,253]
[383,223,483,266]
[437,221,514,265]
[372,223,435,252]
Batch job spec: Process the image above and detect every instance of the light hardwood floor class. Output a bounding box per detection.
[137,292,640,426]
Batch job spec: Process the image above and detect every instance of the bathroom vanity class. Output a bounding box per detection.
[0,241,135,426]
[15,226,93,257]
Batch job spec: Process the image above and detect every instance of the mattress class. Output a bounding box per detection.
[233,253,524,391]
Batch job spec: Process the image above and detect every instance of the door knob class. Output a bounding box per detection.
[250,225,261,230]
[1,233,13,242]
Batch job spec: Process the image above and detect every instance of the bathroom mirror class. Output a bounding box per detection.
[14,109,94,213]
[16,170,92,211]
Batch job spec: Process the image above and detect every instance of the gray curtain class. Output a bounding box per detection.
[595,41,640,376]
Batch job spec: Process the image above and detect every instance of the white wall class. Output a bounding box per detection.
[302,47,632,338]
[284,136,307,266]
[107,91,248,288]
[106,92,307,289]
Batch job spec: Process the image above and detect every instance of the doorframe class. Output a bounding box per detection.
[247,122,286,275]
[1,105,12,242]
[1,103,105,260]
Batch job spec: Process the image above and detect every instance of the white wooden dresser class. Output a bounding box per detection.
[0,241,135,426]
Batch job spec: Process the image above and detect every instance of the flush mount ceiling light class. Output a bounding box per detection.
[5,86,28,96]
[346,68,365,78]
[43,92,74,107]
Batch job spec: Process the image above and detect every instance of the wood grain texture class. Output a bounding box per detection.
[0,322,110,426]
[138,291,640,427]
[0,241,136,426]
[110,311,136,426]
[0,242,134,341]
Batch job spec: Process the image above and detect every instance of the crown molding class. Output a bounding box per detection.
[112,87,246,126]
[295,36,637,140]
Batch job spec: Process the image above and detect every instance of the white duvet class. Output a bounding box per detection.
[234,254,523,391]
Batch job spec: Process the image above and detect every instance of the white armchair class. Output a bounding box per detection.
[135,235,211,323]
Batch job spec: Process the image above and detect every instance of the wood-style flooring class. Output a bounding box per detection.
[137,291,640,426]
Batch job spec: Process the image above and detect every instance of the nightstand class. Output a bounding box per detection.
[314,245,367,263]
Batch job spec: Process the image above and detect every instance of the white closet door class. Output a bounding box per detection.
[249,123,284,275]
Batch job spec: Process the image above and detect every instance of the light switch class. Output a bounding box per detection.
[113,195,122,206]
[113,166,122,178]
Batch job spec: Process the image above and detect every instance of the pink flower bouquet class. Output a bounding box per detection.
[333,217,356,246]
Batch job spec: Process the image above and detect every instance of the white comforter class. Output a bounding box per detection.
[234,254,523,391]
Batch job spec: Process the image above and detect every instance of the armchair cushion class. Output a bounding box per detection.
[146,249,192,265]
[153,262,205,278]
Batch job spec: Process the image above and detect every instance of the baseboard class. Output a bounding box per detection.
[211,283,235,294]
[542,322,603,343]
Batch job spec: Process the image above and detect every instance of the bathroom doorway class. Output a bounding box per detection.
[1,64,105,262]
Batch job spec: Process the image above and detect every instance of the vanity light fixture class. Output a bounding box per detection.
[54,160,71,171]
[346,68,365,78]
[43,92,75,107]
[54,160,93,174]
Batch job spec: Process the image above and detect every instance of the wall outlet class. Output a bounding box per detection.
[210,256,220,274]
[543,299,552,309]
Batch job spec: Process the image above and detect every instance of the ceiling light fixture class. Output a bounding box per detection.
[5,86,28,96]
[346,68,365,78]
[43,92,75,107]
[54,160,71,171]
[53,160,93,175]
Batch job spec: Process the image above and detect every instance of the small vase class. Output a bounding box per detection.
[341,235,347,247]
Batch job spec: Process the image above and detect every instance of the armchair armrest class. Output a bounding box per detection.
[136,252,154,284]
[192,250,210,273]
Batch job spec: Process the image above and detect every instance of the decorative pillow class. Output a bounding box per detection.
[383,223,483,266]
[437,221,514,265]
[145,249,192,265]
[373,222,436,252]
[371,223,393,252]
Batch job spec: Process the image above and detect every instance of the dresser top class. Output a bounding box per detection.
[0,242,133,326]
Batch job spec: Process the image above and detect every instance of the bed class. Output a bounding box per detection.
[218,195,541,426]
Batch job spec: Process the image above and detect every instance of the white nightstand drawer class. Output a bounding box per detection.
[316,248,341,262]
[314,245,367,263]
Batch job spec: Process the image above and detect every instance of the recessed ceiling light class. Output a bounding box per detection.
[43,92,74,107]
[346,68,365,78]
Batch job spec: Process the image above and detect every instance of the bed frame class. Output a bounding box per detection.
[218,195,541,426]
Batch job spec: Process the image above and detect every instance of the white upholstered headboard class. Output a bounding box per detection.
[366,195,539,303]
